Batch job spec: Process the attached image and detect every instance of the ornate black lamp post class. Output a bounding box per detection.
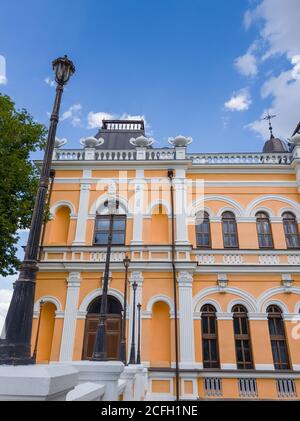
[128,281,138,364]
[0,55,75,365]
[119,255,130,363]
[136,303,141,365]
[92,199,117,361]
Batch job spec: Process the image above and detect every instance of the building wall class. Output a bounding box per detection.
[33,158,300,400]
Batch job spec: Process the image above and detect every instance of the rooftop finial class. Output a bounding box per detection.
[262,111,277,139]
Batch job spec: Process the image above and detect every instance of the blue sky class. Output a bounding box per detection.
[1,0,300,326]
[0,0,299,156]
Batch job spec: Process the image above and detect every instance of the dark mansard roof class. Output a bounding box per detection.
[95,120,145,150]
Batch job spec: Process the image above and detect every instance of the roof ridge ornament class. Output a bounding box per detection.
[262,111,277,139]
[289,132,300,145]
[54,137,67,148]
[129,135,154,148]
[168,135,193,147]
[80,136,104,148]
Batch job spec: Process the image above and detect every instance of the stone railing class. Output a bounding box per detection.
[53,148,292,165]
[187,152,292,165]
[194,250,300,266]
[53,148,175,162]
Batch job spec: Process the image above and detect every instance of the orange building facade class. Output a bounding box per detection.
[32,120,300,400]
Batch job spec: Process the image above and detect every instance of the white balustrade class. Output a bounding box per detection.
[53,148,292,165]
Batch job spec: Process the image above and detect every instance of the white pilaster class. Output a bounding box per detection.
[174,169,189,245]
[60,272,81,361]
[73,172,91,245]
[128,272,143,359]
[131,169,145,245]
[178,271,195,368]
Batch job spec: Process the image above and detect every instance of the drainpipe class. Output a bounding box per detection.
[168,169,180,401]
[39,169,55,260]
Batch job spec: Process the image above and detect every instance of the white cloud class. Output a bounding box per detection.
[61,103,82,127]
[254,0,300,60]
[291,55,300,80]
[224,88,252,112]
[44,77,55,88]
[0,55,7,85]
[248,57,300,139]
[87,111,116,129]
[244,10,253,30]
[235,52,258,77]
[0,289,13,334]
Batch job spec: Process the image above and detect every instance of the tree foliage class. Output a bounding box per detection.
[0,94,47,276]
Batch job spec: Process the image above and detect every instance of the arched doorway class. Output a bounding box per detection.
[82,295,123,360]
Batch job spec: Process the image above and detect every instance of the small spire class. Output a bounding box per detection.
[262,111,277,139]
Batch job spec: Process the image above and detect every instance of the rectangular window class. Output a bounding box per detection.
[94,215,126,245]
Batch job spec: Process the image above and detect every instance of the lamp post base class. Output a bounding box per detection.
[0,340,34,365]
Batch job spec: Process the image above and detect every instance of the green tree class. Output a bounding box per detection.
[0,94,47,276]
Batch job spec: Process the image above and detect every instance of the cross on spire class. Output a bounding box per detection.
[262,111,277,139]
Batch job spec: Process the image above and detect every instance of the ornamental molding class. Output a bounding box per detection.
[50,200,77,218]
[34,295,63,313]
[129,271,144,285]
[67,271,81,287]
[146,294,174,315]
[177,271,193,286]
[79,287,126,313]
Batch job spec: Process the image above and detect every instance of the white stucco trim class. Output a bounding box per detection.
[246,195,300,217]
[79,287,126,313]
[50,200,76,218]
[146,294,174,315]
[280,207,300,218]
[193,286,257,313]
[34,295,63,313]
[260,299,290,314]
[257,287,300,312]
[189,195,244,218]
[146,199,171,216]
[89,193,129,216]
[294,301,300,314]
[249,206,275,218]
[193,298,222,314]
[227,299,256,313]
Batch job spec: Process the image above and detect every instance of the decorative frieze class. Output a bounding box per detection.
[197,254,215,265]
[259,255,280,265]
[223,254,244,265]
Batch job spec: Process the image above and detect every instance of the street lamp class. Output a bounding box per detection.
[0,55,75,365]
[119,255,130,363]
[136,303,141,365]
[92,199,117,361]
[128,281,138,365]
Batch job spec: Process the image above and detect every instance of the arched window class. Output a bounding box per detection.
[256,212,274,248]
[232,305,253,369]
[267,305,290,370]
[222,211,238,248]
[196,211,211,248]
[201,304,220,368]
[94,215,126,245]
[283,212,300,249]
